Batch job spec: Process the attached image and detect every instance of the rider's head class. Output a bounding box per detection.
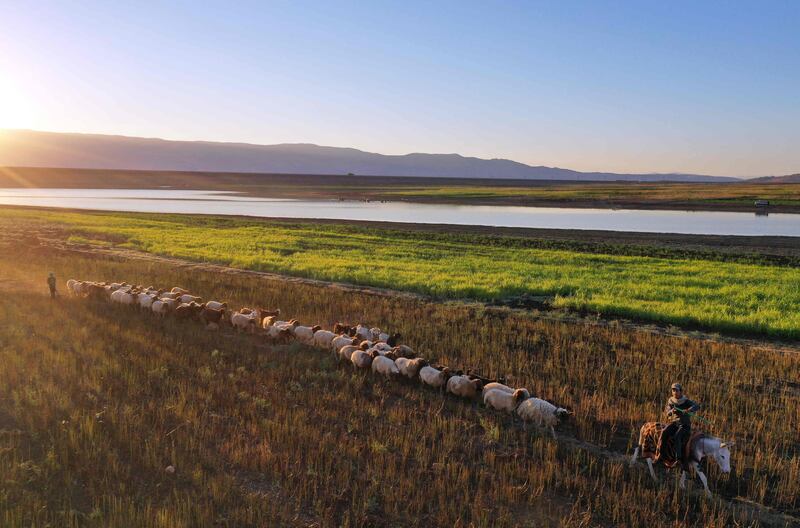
[671,382,683,398]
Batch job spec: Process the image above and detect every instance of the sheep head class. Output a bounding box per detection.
[512,389,528,404]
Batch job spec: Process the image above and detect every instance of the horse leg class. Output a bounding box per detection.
[630,447,640,467]
[694,462,711,497]
[646,458,658,482]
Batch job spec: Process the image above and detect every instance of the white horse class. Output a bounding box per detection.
[630,422,733,497]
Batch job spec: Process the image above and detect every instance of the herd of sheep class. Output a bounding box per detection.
[66,279,571,438]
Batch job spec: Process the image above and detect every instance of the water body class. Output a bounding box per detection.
[0,188,798,237]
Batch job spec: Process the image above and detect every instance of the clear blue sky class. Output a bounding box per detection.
[1,1,798,176]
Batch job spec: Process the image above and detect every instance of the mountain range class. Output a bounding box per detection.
[0,129,747,182]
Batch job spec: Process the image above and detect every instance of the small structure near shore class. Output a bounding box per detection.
[754,199,770,207]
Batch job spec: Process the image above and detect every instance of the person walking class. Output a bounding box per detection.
[47,271,57,299]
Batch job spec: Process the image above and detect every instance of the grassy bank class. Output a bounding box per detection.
[3,207,800,338]
[1,246,798,526]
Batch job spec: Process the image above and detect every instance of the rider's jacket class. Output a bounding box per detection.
[664,397,699,428]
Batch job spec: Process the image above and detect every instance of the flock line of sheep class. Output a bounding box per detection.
[66,279,571,437]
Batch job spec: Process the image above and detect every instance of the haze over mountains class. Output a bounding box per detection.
[0,129,744,182]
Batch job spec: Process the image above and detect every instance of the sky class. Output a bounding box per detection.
[0,1,798,176]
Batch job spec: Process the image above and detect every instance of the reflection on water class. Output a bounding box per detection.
[0,188,798,237]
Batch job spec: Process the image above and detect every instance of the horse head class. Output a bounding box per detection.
[708,438,734,473]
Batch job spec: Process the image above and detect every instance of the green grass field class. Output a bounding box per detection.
[3,206,800,338]
[381,182,800,206]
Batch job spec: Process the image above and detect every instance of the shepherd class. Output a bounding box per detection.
[47,271,57,299]
[656,382,700,468]
[630,383,733,497]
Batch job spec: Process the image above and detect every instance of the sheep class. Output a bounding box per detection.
[110,289,138,305]
[151,298,175,317]
[312,329,337,350]
[137,292,157,310]
[515,398,570,439]
[200,306,225,326]
[378,332,401,346]
[419,366,451,389]
[395,357,427,379]
[369,327,384,341]
[483,388,528,413]
[262,315,276,329]
[446,375,483,400]
[293,325,321,344]
[333,323,356,336]
[481,382,531,400]
[351,349,376,369]
[392,344,416,358]
[66,279,79,295]
[231,309,260,333]
[338,344,361,362]
[159,291,181,300]
[265,325,294,344]
[331,335,359,354]
[171,287,190,294]
[369,342,393,354]
[372,355,400,378]
[174,301,205,319]
[355,325,372,341]
[178,294,202,304]
[204,300,227,311]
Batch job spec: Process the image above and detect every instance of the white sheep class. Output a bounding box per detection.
[231,309,260,333]
[151,298,176,317]
[355,325,372,341]
[110,289,137,305]
[205,301,227,311]
[171,287,190,294]
[312,329,337,350]
[350,349,376,369]
[515,398,570,439]
[483,388,528,413]
[446,375,482,400]
[293,325,321,344]
[66,279,79,295]
[481,382,531,400]
[137,292,157,310]
[331,335,359,354]
[338,344,361,363]
[178,294,202,304]
[395,357,427,379]
[419,366,450,389]
[371,355,399,378]
[369,342,393,355]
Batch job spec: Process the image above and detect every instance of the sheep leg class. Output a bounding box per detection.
[550,425,557,440]
[679,470,687,490]
[630,447,640,467]
[646,458,658,482]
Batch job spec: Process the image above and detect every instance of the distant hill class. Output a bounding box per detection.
[0,129,740,182]
[747,174,800,183]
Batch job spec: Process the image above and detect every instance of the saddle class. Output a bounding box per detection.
[641,422,704,469]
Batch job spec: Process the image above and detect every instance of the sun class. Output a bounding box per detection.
[0,75,38,129]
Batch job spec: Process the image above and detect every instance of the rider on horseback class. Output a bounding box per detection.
[657,383,700,467]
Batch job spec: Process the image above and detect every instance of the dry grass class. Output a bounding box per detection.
[1,244,798,527]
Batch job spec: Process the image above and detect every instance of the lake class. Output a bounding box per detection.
[0,188,798,237]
